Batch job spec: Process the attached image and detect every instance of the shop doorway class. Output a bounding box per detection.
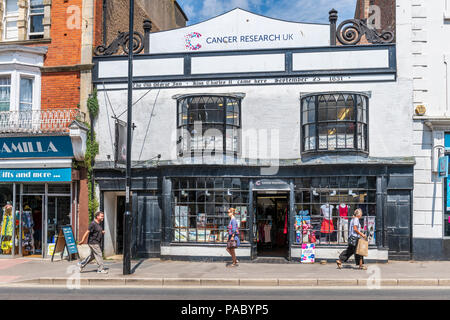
[116,196,125,254]
[255,193,289,258]
[47,196,71,248]
[21,195,43,257]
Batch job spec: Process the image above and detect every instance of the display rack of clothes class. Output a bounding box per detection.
[21,207,34,255]
[257,219,273,248]
[0,204,13,254]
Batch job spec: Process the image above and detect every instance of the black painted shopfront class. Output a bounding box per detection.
[95,162,414,262]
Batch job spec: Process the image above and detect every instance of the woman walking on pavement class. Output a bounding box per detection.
[226,208,240,267]
[336,208,368,270]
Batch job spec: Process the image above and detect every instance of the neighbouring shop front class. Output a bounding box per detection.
[0,136,76,258]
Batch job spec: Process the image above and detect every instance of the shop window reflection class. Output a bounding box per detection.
[172,177,249,244]
[294,176,377,246]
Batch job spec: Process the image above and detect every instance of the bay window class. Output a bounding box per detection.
[301,92,369,154]
[176,95,242,158]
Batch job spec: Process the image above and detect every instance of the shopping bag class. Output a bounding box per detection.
[77,244,91,260]
[356,238,369,257]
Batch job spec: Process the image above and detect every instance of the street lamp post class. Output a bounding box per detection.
[123,0,135,275]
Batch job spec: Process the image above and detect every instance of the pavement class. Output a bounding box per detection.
[1,257,450,288]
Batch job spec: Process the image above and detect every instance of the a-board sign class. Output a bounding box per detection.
[51,225,79,262]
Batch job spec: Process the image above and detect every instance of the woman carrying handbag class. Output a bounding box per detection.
[226,208,240,267]
[336,208,368,270]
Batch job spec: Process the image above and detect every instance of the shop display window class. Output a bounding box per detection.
[0,183,71,257]
[0,184,14,255]
[172,178,249,244]
[294,176,377,246]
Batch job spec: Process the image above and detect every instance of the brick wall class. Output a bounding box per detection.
[354,0,396,34]
[41,72,80,109]
[104,0,150,50]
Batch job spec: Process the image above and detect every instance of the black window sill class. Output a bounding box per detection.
[169,242,251,247]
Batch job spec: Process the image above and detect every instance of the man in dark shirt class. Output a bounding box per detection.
[77,211,108,273]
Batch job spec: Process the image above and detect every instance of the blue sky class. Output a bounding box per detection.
[177,0,358,26]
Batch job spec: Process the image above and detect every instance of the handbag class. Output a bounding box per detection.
[356,238,369,257]
[348,235,359,246]
[227,234,237,249]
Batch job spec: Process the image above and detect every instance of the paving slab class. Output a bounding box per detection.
[1,258,450,287]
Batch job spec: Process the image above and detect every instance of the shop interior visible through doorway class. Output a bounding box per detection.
[255,193,289,258]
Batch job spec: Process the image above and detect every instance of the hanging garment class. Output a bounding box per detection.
[320,218,335,234]
[264,224,271,243]
[1,214,12,237]
[283,211,288,234]
[22,211,34,229]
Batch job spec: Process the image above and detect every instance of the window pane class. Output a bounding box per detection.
[30,0,44,12]
[30,15,44,34]
[5,20,18,40]
[6,0,19,14]
[20,78,33,111]
[0,78,11,112]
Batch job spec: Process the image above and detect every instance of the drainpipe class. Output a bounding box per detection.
[103,0,107,45]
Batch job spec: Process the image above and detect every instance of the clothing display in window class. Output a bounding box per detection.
[0,204,13,254]
[320,204,334,234]
[338,204,349,219]
[338,204,349,243]
[21,208,34,254]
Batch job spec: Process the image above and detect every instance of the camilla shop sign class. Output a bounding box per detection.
[0,136,73,158]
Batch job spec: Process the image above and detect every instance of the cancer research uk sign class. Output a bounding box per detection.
[149,8,329,54]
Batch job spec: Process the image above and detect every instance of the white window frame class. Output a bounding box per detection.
[28,0,44,39]
[0,74,12,111]
[19,76,34,111]
[2,0,19,41]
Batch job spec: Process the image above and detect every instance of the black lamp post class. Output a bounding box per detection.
[123,0,134,275]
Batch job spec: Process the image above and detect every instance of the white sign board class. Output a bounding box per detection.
[149,8,330,54]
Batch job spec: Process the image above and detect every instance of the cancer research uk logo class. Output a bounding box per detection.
[185,32,202,51]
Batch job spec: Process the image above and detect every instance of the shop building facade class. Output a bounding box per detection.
[0,0,95,258]
[0,0,188,258]
[93,8,414,261]
[391,0,450,260]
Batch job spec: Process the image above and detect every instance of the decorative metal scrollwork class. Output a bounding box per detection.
[94,31,144,56]
[336,19,394,45]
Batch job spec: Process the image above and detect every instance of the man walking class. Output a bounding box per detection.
[77,211,108,274]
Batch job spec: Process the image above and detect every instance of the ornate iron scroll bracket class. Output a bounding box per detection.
[336,19,394,45]
[94,31,144,56]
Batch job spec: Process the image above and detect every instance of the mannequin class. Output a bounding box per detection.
[320,204,335,238]
[338,203,349,243]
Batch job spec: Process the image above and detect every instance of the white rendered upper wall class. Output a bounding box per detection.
[396,0,450,116]
[148,8,330,54]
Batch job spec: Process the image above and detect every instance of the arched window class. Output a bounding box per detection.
[176,95,241,157]
[301,92,369,154]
